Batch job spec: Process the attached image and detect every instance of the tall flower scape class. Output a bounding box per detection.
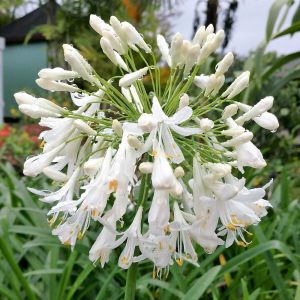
[15,15,279,276]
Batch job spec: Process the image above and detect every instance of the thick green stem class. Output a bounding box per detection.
[124,263,138,300]
[0,236,37,300]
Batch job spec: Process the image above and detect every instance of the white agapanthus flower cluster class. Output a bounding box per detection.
[15,15,278,276]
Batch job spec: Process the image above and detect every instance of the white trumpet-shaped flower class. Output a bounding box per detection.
[119,67,148,87]
[139,96,200,163]
[16,14,277,271]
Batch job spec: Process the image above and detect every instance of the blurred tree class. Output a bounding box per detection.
[0,0,25,26]
[205,0,219,28]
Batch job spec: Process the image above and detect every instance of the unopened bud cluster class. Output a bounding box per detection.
[15,15,278,275]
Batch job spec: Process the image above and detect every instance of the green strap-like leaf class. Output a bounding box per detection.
[66,263,95,300]
[266,0,291,41]
[221,240,300,274]
[272,21,300,39]
[0,235,37,300]
[262,51,300,80]
[182,266,221,300]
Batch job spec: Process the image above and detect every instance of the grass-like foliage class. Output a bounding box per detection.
[0,163,299,300]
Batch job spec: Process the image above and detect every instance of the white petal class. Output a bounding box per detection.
[169,124,201,136]
[151,96,166,122]
[161,124,184,164]
[157,34,171,66]
[119,67,148,87]
[166,106,193,124]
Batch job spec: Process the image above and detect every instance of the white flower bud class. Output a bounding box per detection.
[178,94,189,110]
[129,85,143,113]
[221,71,250,98]
[19,104,60,118]
[139,162,153,174]
[157,34,171,66]
[100,37,121,67]
[112,119,123,137]
[14,92,64,114]
[228,77,249,99]
[36,78,79,92]
[89,14,110,35]
[199,118,214,132]
[212,30,225,50]
[192,26,206,46]
[194,74,209,89]
[102,30,126,54]
[152,149,177,190]
[235,102,251,112]
[83,157,103,176]
[121,87,132,102]
[63,44,95,83]
[174,166,185,178]
[184,44,200,76]
[254,112,279,131]
[119,67,148,87]
[215,52,234,77]
[205,24,214,35]
[221,127,245,137]
[169,181,183,197]
[73,119,97,136]
[127,135,142,149]
[204,75,218,96]
[138,113,156,133]
[222,131,253,147]
[235,100,279,131]
[203,74,225,96]
[198,40,215,63]
[224,151,237,158]
[38,68,78,81]
[170,32,183,68]
[235,96,274,125]
[14,92,36,105]
[115,52,129,71]
[110,16,128,44]
[236,141,266,172]
[24,144,65,177]
[43,167,68,182]
[122,22,151,53]
[205,163,232,178]
[211,75,225,96]
[222,104,239,119]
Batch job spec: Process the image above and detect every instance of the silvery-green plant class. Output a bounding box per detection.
[14,14,279,277]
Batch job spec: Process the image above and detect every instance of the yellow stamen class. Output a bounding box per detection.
[47,216,56,227]
[109,179,118,192]
[176,258,184,266]
[165,153,173,159]
[151,150,157,157]
[163,225,170,234]
[91,208,99,217]
[152,270,156,279]
[64,239,71,246]
[77,231,84,240]
[169,246,175,253]
[40,140,45,149]
[226,223,237,231]
[159,242,164,250]
[121,256,129,265]
[236,241,247,247]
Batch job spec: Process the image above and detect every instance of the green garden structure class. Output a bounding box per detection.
[0,2,58,121]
